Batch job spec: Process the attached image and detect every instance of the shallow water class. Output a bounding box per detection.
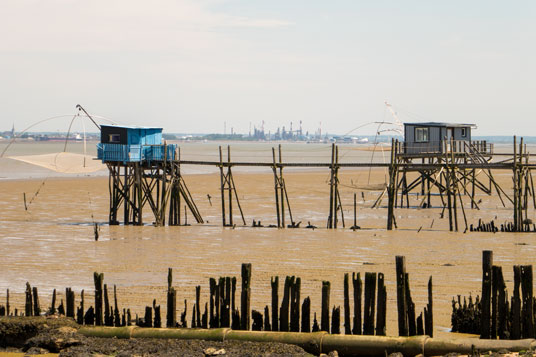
[0,141,535,338]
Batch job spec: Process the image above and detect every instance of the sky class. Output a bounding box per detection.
[0,0,535,136]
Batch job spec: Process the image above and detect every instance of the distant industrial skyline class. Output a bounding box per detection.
[1,1,534,136]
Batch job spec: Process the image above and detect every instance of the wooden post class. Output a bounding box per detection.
[240,263,251,330]
[520,265,534,338]
[321,281,330,333]
[344,273,351,335]
[272,148,281,228]
[424,276,433,337]
[387,139,396,230]
[331,306,341,334]
[405,273,416,336]
[196,285,201,328]
[513,136,518,231]
[363,272,376,335]
[328,143,335,229]
[25,283,32,317]
[94,272,104,326]
[396,256,408,336]
[480,250,492,339]
[167,268,176,328]
[271,276,279,332]
[496,267,507,339]
[32,287,40,316]
[264,306,271,331]
[219,146,226,227]
[352,272,362,335]
[280,276,291,332]
[512,265,521,339]
[301,297,311,333]
[279,145,285,228]
[290,277,300,332]
[376,273,386,336]
[209,278,216,328]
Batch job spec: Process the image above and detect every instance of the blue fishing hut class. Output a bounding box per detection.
[97,125,177,162]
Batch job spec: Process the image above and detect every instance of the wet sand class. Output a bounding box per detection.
[0,163,534,339]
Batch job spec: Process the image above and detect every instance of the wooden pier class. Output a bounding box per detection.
[100,131,536,231]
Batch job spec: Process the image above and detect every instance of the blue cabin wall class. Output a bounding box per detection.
[98,125,173,163]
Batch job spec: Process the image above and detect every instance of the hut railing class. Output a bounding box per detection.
[398,140,493,156]
[97,143,177,163]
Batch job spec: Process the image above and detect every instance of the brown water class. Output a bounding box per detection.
[0,141,535,338]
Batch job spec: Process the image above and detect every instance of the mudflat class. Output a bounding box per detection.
[0,161,532,339]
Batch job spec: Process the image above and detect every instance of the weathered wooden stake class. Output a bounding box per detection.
[271,276,279,332]
[480,250,493,339]
[321,281,331,333]
[240,263,251,330]
[352,272,362,335]
[396,256,408,336]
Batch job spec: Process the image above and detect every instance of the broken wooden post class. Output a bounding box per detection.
[32,287,40,316]
[396,256,408,336]
[167,268,176,328]
[344,273,351,335]
[352,272,362,335]
[301,297,311,333]
[271,276,279,332]
[321,281,330,333]
[240,263,251,330]
[376,273,386,336]
[480,250,492,339]
[94,272,104,326]
[363,272,376,335]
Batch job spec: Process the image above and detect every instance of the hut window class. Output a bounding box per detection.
[109,134,121,143]
[461,128,466,137]
[415,127,429,142]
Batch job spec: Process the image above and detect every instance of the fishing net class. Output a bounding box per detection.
[9,152,105,174]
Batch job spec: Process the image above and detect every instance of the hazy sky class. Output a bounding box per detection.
[1,0,534,135]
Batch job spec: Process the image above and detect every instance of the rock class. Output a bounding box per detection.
[387,353,404,357]
[328,351,339,357]
[24,346,49,355]
[203,347,227,356]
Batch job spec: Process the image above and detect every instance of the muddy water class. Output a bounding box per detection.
[0,142,535,338]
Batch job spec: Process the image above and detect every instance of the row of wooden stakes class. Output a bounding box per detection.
[0,257,433,337]
[469,219,536,233]
[451,250,536,340]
